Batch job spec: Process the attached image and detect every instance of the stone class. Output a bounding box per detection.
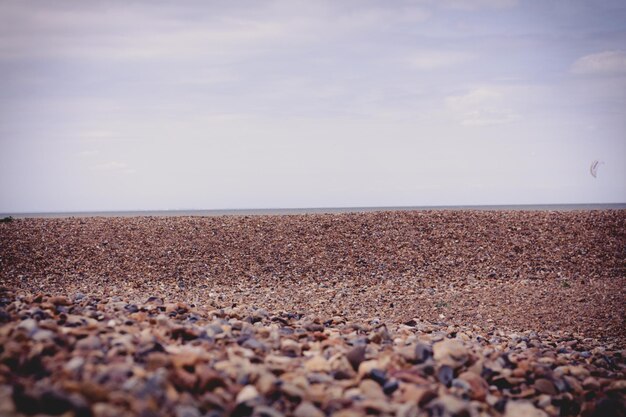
[17,318,38,333]
[280,339,302,357]
[383,380,399,395]
[414,343,433,363]
[534,378,557,395]
[175,405,201,417]
[396,385,437,406]
[236,385,260,404]
[582,377,600,391]
[305,355,331,373]
[433,339,468,368]
[346,346,366,370]
[504,401,549,417]
[76,335,102,350]
[457,371,488,401]
[49,296,71,306]
[357,360,380,379]
[293,401,325,417]
[254,405,285,417]
[359,379,386,400]
[427,395,468,416]
[437,364,454,386]
[369,368,387,385]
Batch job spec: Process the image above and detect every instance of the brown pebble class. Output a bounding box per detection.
[458,371,488,401]
[293,401,325,417]
[49,296,71,306]
[533,378,557,395]
[346,346,366,371]
[433,339,468,368]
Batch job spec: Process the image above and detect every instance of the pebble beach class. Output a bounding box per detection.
[0,210,624,416]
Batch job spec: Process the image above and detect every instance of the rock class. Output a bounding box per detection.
[396,385,437,406]
[242,337,266,352]
[0,272,624,417]
[533,378,557,395]
[369,368,387,385]
[504,401,549,417]
[254,405,285,417]
[175,405,201,417]
[32,329,54,341]
[414,342,433,363]
[63,357,85,373]
[359,379,386,400]
[332,410,362,417]
[346,346,366,370]
[427,394,468,416]
[17,318,38,333]
[293,401,325,417]
[457,371,488,401]
[433,339,468,368]
[280,382,305,400]
[49,296,71,306]
[236,385,260,404]
[582,377,600,391]
[607,379,626,393]
[329,354,356,379]
[76,335,102,350]
[255,372,278,395]
[362,399,394,414]
[398,346,417,362]
[280,339,301,357]
[383,380,399,395]
[568,366,590,378]
[305,355,331,373]
[437,365,454,386]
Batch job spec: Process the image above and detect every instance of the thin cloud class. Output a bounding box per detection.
[445,87,521,126]
[439,0,518,10]
[409,51,474,70]
[91,161,135,174]
[0,2,285,62]
[571,50,626,75]
[78,150,99,157]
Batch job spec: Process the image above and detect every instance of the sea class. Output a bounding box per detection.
[3,203,626,218]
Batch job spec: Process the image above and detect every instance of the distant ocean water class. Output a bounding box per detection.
[3,203,626,218]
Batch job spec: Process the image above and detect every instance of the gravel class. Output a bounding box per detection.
[0,209,624,416]
[0,290,624,417]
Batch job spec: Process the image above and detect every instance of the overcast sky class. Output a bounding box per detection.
[1,0,625,213]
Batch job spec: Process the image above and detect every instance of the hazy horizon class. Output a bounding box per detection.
[4,203,626,219]
[1,0,625,212]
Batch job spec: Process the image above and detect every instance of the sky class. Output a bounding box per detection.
[1,0,625,213]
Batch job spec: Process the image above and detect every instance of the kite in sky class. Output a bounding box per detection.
[590,160,604,178]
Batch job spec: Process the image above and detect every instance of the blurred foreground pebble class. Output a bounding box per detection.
[0,289,624,417]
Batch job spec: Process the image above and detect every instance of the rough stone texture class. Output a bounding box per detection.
[1,210,624,339]
[0,290,624,417]
[0,210,625,416]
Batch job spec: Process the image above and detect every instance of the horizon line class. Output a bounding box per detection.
[3,202,626,218]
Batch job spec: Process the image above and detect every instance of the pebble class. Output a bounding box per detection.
[414,342,433,363]
[433,339,469,368]
[305,355,331,373]
[359,379,386,400]
[504,400,549,417]
[533,378,557,395]
[457,371,488,401]
[345,346,366,370]
[437,364,455,386]
[294,402,325,417]
[0,287,624,417]
[236,385,260,404]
